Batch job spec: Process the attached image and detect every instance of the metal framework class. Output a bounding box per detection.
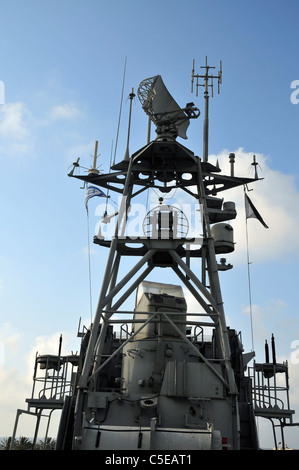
[10,346,79,449]
[248,360,295,449]
[66,63,262,450]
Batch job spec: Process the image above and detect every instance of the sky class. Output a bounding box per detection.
[0,0,299,450]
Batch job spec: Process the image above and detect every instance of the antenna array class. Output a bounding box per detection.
[191,56,222,97]
[191,57,222,162]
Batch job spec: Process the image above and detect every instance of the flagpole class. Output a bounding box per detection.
[244,188,255,351]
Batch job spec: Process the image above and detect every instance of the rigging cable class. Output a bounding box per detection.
[244,185,254,351]
[86,209,93,323]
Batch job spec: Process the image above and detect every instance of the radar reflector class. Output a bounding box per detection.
[137,75,199,139]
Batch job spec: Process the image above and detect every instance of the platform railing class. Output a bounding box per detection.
[248,361,294,420]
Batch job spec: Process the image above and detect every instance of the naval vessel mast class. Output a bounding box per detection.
[10,58,296,450]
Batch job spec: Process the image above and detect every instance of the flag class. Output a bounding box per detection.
[85,185,106,212]
[244,193,269,228]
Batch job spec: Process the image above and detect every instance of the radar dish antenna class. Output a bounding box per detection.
[137,75,199,140]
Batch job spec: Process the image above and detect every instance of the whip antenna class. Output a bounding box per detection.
[113,56,127,166]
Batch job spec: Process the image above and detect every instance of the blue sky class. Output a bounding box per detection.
[0,0,299,449]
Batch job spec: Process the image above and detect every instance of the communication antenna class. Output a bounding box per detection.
[112,88,135,170]
[250,154,262,179]
[123,88,135,163]
[191,56,222,162]
[88,140,100,175]
[113,56,127,166]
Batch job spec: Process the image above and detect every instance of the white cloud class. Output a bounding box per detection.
[0,95,84,160]
[26,332,78,365]
[0,102,30,139]
[0,365,32,437]
[0,323,22,360]
[0,325,31,436]
[49,103,81,120]
[0,102,33,157]
[209,148,299,263]
[0,330,80,438]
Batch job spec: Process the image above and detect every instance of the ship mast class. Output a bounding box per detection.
[67,68,261,450]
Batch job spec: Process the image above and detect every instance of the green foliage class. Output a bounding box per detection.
[0,436,56,450]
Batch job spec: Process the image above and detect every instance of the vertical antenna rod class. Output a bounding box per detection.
[251,154,259,179]
[113,56,127,166]
[88,140,100,175]
[191,56,222,163]
[92,140,98,170]
[123,88,135,163]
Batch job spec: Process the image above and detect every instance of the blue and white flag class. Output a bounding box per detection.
[85,185,106,212]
